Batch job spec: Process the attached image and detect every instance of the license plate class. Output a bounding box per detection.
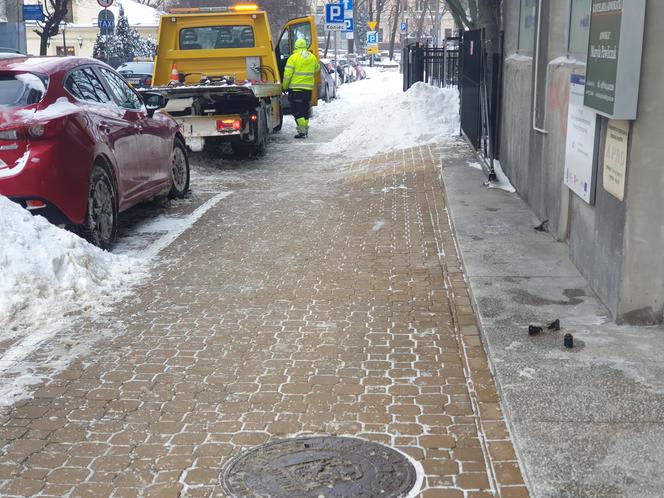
[128,78,141,84]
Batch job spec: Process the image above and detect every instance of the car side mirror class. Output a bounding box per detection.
[142,92,167,117]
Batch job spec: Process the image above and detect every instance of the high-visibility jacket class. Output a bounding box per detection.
[282,49,320,91]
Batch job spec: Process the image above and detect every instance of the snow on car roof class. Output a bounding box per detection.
[0,57,105,75]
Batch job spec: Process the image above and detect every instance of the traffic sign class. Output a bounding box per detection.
[368,21,377,30]
[97,0,113,7]
[400,22,407,34]
[98,9,115,35]
[342,18,354,33]
[325,3,345,31]
[342,0,353,11]
[367,46,379,55]
[366,31,378,46]
[22,4,44,21]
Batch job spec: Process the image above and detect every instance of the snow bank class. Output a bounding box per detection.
[317,73,459,159]
[0,196,144,338]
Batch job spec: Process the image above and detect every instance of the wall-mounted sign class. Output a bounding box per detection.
[584,0,646,119]
[566,74,600,204]
[22,4,44,21]
[603,119,629,201]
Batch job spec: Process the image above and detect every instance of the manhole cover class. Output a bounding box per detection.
[221,436,420,497]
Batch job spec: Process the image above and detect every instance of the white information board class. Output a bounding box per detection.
[565,74,599,204]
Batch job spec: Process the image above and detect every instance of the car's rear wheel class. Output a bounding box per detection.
[79,164,118,250]
[169,139,190,199]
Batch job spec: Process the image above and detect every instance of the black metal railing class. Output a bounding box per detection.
[403,39,460,91]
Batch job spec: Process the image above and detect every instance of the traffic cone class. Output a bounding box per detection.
[170,63,180,83]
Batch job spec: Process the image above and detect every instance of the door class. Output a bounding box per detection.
[97,66,166,203]
[64,66,136,203]
[275,16,319,105]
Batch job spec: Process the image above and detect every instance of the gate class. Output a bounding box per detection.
[459,29,482,151]
[459,29,502,180]
[403,40,460,91]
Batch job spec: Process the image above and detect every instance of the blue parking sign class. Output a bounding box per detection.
[325,3,345,24]
[342,18,354,32]
[367,32,377,44]
[343,0,353,10]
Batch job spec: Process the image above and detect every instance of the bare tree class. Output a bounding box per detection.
[387,0,402,59]
[135,0,165,8]
[34,0,69,56]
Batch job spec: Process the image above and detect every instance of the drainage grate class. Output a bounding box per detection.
[221,436,418,497]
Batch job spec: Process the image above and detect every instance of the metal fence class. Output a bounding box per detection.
[459,29,503,181]
[403,39,460,91]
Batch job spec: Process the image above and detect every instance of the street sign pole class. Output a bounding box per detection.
[334,30,338,86]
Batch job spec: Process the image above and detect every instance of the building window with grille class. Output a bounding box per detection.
[568,0,591,60]
[518,0,537,54]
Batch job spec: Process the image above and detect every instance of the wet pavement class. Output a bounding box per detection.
[0,123,527,497]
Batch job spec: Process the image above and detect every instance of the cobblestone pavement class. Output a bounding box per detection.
[0,128,527,497]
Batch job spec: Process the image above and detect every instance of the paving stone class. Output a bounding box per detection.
[0,145,526,496]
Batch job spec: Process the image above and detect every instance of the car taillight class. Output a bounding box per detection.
[26,119,65,139]
[0,129,19,140]
[216,119,242,131]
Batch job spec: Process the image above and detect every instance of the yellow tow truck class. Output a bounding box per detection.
[142,3,318,156]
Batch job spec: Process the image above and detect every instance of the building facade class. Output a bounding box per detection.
[24,0,159,57]
[499,0,663,323]
[0,0,27,52]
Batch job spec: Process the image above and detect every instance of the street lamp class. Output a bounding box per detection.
[77,36,83,48]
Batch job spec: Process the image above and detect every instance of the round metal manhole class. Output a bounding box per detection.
[221,436,421,498]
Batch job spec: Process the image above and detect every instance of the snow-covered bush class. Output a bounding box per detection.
[93,7,156,65]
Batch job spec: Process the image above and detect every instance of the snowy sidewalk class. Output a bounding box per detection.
[0,137,527,496]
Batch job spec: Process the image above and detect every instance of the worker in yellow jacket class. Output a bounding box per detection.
[282,38,320,139]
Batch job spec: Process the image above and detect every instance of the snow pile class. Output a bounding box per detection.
[317,74,460,159]
[0,196,144,338]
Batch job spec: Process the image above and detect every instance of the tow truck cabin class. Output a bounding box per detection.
[144,4,318,156]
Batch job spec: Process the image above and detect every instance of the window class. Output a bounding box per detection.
[568,0,591,59]
[518,0,537,54]
[290,23,312,51]
[65,68,111,103]
[56,46,75,56]
[0,73,47,108]
[179,26,255,50]
[99,68,142,110]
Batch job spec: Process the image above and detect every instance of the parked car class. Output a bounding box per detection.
[0,56,190,249]
[0,47,26,60]
[318,59,337,102]
[117,60,154,89]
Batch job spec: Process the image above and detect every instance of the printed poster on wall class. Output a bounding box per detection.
[603,119,629,201]
[565,74,599,204]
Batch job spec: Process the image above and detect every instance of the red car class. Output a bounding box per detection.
[0,56,189,249]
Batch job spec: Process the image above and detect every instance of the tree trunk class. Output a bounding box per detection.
[479,0,501,54]
[39,35,49,56]
[324,30,331,58]
[388,0,401,59]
